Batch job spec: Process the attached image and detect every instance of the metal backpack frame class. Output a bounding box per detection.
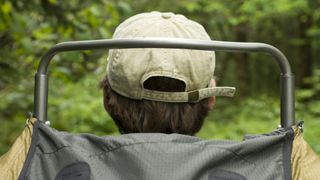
[33,38,295,128]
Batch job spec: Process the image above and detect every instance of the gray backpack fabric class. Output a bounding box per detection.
[19,121,294,180]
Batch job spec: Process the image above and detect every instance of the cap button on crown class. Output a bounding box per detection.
[161,12,173,19]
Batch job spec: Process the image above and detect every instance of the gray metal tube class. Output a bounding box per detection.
[281,74,295,127]
[33,38,295,127]
[38,38,292,74]
[34,74,48,122]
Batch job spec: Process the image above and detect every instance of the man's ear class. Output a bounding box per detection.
[208,78,216,110]
[208,96,216,110]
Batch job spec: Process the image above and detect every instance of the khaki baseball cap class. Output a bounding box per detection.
[107,12,235,102]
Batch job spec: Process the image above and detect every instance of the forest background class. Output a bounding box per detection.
[0,0,319,155]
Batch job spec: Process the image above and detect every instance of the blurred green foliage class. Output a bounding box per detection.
[0,0,319,155]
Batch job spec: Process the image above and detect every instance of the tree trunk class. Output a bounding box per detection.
[296,15,313,88]
[235,23,250,96]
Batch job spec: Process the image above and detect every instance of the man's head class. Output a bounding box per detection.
[101,12,235,135]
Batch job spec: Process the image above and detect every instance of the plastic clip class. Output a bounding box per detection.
[25,112,34,125]
[297,120,304,133]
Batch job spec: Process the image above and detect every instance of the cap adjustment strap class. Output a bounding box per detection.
[141,87,236,103]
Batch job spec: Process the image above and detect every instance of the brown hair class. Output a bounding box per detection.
[100,76,210,135]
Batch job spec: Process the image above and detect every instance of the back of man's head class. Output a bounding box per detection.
[101,12,235,135]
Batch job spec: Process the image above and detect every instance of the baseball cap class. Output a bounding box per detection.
[107,11,235,102]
